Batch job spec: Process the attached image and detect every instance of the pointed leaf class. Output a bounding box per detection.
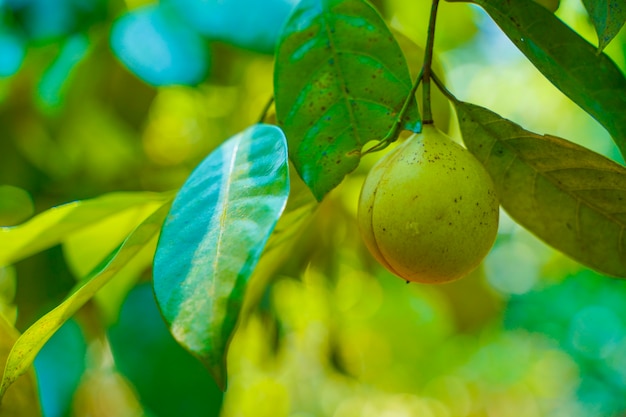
[0,202,170,400]
[455,100,626,277]
[582,0,626,52]
[454,0,626,159]
[0,192,173,267]
[152,124,290,390]
[0,315,42,416]
[274,0,420,201]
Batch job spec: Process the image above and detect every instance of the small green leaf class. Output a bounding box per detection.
[152,124,290,390]
[456,0,626,159]
[0,202,170,401]
[455,100,626,277]
[582,0,626,52]
[274,0,419,201]
[0,191,172,267]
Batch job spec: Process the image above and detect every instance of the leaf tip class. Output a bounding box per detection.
[208,362,228,392]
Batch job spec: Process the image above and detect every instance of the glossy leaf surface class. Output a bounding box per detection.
[455,100,626,277]
[152,124,290,390]
[0,202,171,400]
[582,0,626,52]
[274,0,419,201]
[456,0,626,159]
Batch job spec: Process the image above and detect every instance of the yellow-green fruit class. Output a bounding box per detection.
[358,125,499,284]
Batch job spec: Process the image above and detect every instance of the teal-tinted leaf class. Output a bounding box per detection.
[582,0,626,52]
[456,0,626,159]
[0,202,170,400]
[110,4,210,86]
[0,191,172,267]
[274,0,420,201]
[34,320,87,417]
[0,28,26,77]
[455,100,626,277]
[109,284,223,416]
[164,0,297,54]
[37,33,89,108]
[152,124,290,390]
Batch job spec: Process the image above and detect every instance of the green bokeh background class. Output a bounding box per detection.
[1,0,626,415]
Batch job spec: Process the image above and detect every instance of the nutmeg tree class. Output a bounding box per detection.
[0,0,625,413]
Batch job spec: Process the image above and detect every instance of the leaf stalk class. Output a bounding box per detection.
[422,0,440,125]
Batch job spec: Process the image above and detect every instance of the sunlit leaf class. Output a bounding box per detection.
[164,0,298,54]
[274,0,420,201]
[455,100,626,277]
[63,202,165,324]
[0,191,172,267]
[453,0,626,159]
[582,0,626,52]
[153,124,290,390]
[110,4,210,86]
[0,202,170,400]
[0,315,42,416]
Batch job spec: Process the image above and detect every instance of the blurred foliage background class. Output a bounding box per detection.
[1,0,626,416]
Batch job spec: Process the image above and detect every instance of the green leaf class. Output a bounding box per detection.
[0,201,171,401]
[274,0,419,201]
[0,315,42,416]
[455,100,626,277]
[63,201,165,324]
[0,191,172,267]
[582,0,626,52]
[152,124,290,390]
[456,0,626,159]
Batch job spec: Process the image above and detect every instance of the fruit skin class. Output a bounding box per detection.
[358,125,499,284]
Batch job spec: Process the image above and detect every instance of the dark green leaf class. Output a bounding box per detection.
[582,0,626,52]
[0,202,170,400]
[274,0,419,201]
[454,0,626,159]
[455,100,626,277]
[152,124,290,390]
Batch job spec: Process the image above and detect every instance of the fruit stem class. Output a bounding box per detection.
[363,68,424,154]
[422,0,440,125]
[257,95,275,124]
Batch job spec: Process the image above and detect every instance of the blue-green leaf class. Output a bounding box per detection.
[0,29,26,77]
[163,0,297,54]
[110,4,210,86]
[152,124,290,390]
[274,0,420,201]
